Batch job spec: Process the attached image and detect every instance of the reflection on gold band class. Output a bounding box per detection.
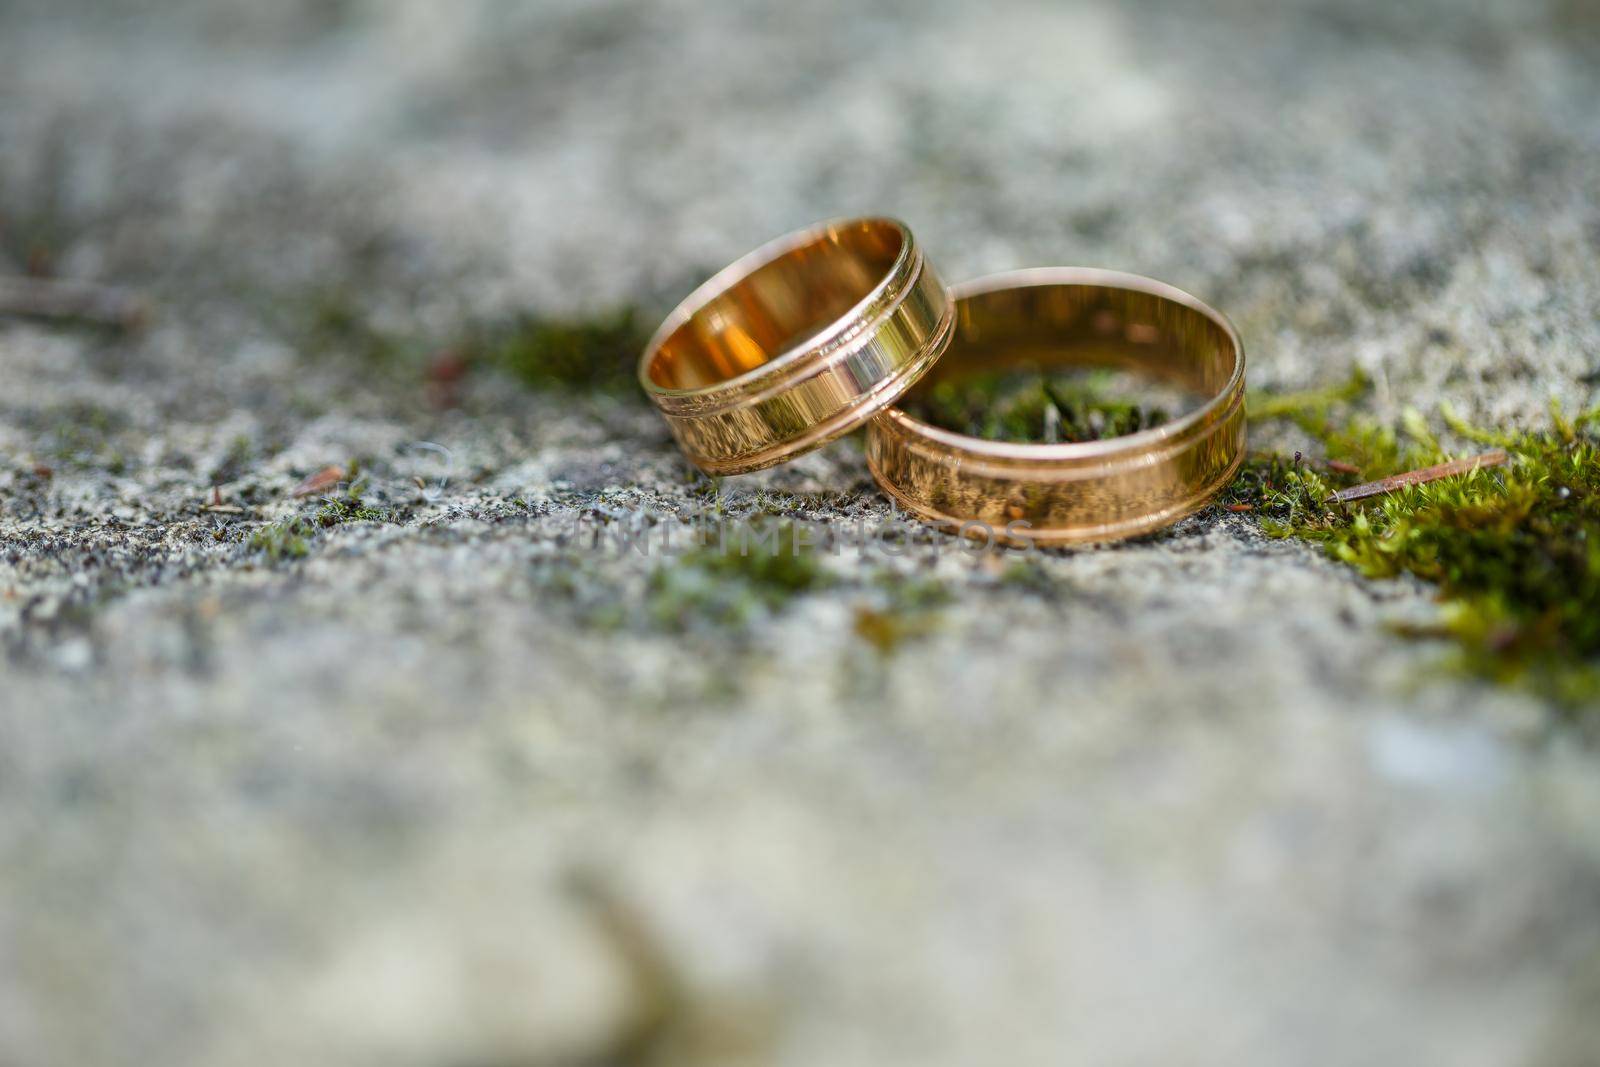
[640,218,953,475]
[866,269,1246,545]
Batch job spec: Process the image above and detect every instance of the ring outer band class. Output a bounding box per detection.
[639,218,954,476]
[865,268,1247,545]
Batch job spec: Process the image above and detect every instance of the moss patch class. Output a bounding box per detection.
[288,290,651,396]
[314,471,393,526]
[297,288,411,366]
[36,402,130,473]
[646,521,830,632]
[920,363,1600,707]
[464,309,650,394]
[315,496,389,526]
[1236,379,1600,707]
[851,571,952,655]
[541,521,951,648]
[246,516,314,561]
[904,369,1177,443]
[998,558,1063,598]
[245,468,394,562]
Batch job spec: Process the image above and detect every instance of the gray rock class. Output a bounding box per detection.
[1,2,1598,1065]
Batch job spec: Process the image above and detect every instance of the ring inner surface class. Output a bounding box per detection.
[648,221,904,391]
[898,282,1237,436]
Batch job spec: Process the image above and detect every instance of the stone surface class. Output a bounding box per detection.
[2,2,1599,1065]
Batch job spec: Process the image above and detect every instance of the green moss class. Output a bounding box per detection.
[210,434,255,485]
[916,362,1600,707]
[316,496,389,526]
[37,402,129,472]
[289,288,650,395]
[532,558,631,631]
[1244,368,1371,423]
[852,570,952,655]
[246,517,313,560]
[244,469,392,560]
[646,521,830,631]
[874,571,953,612]
[1237,384,1600,707]
[466,309,650,394]
[904,369,1172,443]
[298,289,410,366]
[998,558,1060,597]
[549,523,948,645]
[314,473,392,526]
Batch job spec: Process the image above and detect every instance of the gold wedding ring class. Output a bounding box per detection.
[866,269,1245,544]
[640,218,953,475]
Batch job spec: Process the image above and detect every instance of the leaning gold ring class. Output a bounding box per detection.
[866,268,1246,544]
[639,217,954,475]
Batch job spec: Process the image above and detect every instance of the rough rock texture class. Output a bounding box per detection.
[2,2,1599,1065]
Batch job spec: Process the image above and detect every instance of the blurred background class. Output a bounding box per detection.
[2,2,1599,1066]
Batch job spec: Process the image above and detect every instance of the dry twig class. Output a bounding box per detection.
[290,465,346,498]
[1329,449,1508,504]
[0,275,149,330]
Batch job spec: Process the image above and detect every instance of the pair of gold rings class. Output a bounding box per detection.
[639,218,1245,545]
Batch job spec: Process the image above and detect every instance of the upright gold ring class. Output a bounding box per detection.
[640,218,953,475]
[866,269,1246,544]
